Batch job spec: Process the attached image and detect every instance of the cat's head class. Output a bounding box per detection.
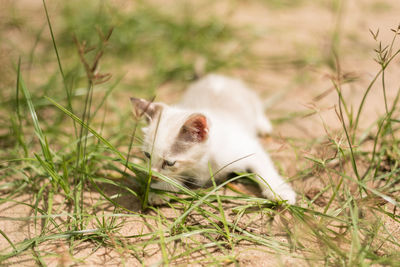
[130,97,209,183]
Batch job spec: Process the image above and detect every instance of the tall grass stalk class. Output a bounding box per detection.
[1,2,400,265]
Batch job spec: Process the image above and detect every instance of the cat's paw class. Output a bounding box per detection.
[256,117,273,136]
[262,185,296,205]
[277,187,296,205]
[148,193,165,206]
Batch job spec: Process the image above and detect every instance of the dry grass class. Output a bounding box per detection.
[1,0,400,266]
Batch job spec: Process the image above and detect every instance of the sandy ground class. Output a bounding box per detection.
[1,0,400,266]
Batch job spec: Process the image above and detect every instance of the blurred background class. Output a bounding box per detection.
[1,0,399,137]
[0,0,400,265]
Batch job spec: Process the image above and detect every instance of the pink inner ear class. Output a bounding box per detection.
[181,114,209,142]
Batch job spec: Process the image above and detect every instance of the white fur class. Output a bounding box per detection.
[140,74,296,205]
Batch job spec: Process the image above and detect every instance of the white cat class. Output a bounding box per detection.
[131,74,296,205]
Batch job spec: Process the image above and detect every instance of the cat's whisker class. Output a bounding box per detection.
[161,174,202,187]
[170,175,201,185]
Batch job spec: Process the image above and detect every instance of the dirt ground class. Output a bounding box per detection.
[1,0,400,266]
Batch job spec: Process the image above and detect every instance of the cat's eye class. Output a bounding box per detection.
[162,160,176,168]
[143,151,151,159]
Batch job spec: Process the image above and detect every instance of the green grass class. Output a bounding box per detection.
[1,0,400,266]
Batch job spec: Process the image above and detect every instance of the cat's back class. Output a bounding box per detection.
[178,74,260,115]
[177,74,273,135]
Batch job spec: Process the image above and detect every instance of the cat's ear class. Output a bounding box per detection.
[178,113,209,143]
[130,97,162,122]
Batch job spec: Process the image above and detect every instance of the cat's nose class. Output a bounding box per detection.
[151,167,161,181]
[151,175,160,181]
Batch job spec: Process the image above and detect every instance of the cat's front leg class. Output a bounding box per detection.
[244,152,296,204]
